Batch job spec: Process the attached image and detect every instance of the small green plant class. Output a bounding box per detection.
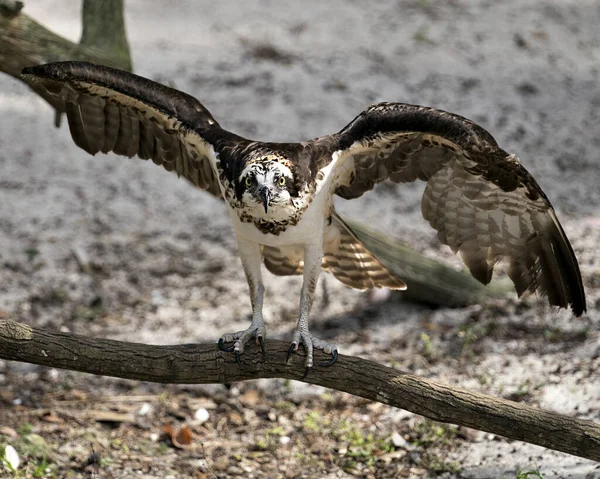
[254,426,285,451]
[111,438,129,453]
[1,435,59,478]
[156,442,170,456]
[413,25,435,45]
[303,411,324,433]
[335,420,394,468]
[420,333,438,360]
[32,456,49,477]
[458,322,488,352]
[254,437,268,451]
[407,420,461,475]
[24,247,40,262]
[459,325,478,346]
[410,419,457,447]
[516,468,544,479]
[543,326,562,342]
[73,302,105,321]
[476,371,495,387]
[513,381,532,401]
[507,379,544,402]
[274,400,295,412]
[422,452,461,474]
[18,423,33,436]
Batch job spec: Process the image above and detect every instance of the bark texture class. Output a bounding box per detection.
[0,319,598,461]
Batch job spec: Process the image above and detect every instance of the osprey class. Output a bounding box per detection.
[21,62,586,373]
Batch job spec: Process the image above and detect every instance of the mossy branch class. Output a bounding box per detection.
[348,218,513,307]
[0,319,598,461]
[79,0,131,71]
[0,0,131,124]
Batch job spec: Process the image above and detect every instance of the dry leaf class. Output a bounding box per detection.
[88,410,136,424]
[41,411,63,423]
[162,423,193,449]
[0,426,18,438]
[162,423,175,436]
[71,390,88,401]
[227,412,243,426]
[240,389,260,406]
[174,425,193,447]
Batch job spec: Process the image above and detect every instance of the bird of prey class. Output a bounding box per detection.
[21,61,586,372]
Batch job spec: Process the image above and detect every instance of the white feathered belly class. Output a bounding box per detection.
[228,188,331,247]
[226,151,347,248]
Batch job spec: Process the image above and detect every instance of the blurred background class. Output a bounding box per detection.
[0,1,598,477]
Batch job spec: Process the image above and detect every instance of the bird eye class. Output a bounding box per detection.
[245,176,252,187]
[279,176,286,186]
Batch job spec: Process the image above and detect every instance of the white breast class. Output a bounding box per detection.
[227,185,329,247]
[228,154,343,248]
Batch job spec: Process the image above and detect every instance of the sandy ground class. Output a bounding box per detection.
[0,0,599,477]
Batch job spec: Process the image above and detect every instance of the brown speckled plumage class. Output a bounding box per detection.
[21,62,586,317]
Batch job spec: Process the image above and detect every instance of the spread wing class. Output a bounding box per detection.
[318,102,586,315]
[21,61,240,197]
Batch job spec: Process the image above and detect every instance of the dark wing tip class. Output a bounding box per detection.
[510,213,586,317]
[545,217,586,316]
[22,61,90,81]
[21,61,220,131]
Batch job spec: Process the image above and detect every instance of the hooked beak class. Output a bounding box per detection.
[260,186,271,213]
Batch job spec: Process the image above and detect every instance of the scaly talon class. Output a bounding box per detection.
[319,349,338,367]
[286,343,297,364]
[217,338,234,353]
[287,329,338,371]
[218,323,267,362]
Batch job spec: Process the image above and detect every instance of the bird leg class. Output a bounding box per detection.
[287,243,338,373]
[218,239,266,361]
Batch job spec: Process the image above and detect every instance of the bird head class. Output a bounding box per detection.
[238,159,296,218]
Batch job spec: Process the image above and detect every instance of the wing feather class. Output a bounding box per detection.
[320,102,585,315]
[263,212,406,290]
[102,101,120,153]
[21,61,237,198]
[323,212,406,290]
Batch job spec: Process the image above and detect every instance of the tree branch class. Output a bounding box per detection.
[348,219,513,307]
[0,0,131,124]
[80,0,131,71]
[0,319,598,461]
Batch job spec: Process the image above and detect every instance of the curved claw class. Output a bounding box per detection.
[286,343,297,364]
[302,367,310,379]
[218,338,235,353]
[235,350,241,364]
[319,349,338,368]
[258,336,265,355]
